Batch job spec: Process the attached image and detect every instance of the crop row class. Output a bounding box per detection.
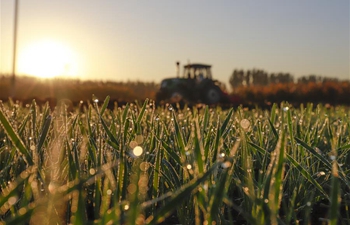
[0,98,349,224]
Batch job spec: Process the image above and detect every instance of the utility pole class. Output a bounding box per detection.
[11,0,19,98]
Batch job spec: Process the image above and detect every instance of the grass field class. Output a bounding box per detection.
[0,97,349,225]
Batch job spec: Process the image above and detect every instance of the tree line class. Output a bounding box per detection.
[229,69,346,89]
[0,72,349,108]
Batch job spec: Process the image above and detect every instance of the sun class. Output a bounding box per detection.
[18,40,78,78]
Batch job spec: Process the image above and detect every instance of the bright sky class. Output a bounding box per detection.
[1,0,349,84]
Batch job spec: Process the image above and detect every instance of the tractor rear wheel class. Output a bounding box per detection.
[204,87,222,104]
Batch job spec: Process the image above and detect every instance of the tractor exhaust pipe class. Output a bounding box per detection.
[176,61,180,77]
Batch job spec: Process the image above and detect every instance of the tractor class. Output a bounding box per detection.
[156,62,233,105]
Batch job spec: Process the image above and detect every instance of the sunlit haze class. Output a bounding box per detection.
[18,39,78,78]
[1,1,349,84]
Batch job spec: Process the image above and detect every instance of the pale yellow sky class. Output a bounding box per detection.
[1,1,349,84]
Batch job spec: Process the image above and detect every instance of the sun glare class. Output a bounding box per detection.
[18,40,78,78]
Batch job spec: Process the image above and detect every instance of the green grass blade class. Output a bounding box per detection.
[17,113,31,136]
[122,103,130,122]
[193,119,204,174]
[329,159,340,225]
[295,137,350,188]
[146,163,219,224]
[100,116,119,146]
[268,118,279,139]
[295,137,332,168]
[136,98,148,125]
[268,127,286,224]
[286,153,329,198]
[36,115,52,154]
[220,108,233,135]
[152,147,163,200]
[161,158,181,189]
[100,95,110,116]
[3,207,35,225]
[270,103,277,124]
[71,187,88,225]
[202,105,210,129]
[172,111,187,160]
[209,161,230,222]
[211,121,221,163]
[31,99,37,143]
[159,138,181,166]
[0,169,31,208]
[0,108,34,166]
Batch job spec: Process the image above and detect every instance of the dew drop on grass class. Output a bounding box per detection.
[140,162,150,171]
[240,119,250,130]
[89,168,96,175]
[243,187,249,194]
[283,106,289,112]
[314,147,322,154]
[129,140,138,149]
[133,146,143,157]
[94,99,99,103]
[106,189,112,195]
[8,196,18,206]
[306,202,311,207]
[203,184,208,191]
[124,204,130,210]
[318,171,326,176]
[264,199,269,203]
[186,164,192,170]
[48,182,59,194]
[18,208,27,215]
[221,161,232,168]
[127,184,137,194]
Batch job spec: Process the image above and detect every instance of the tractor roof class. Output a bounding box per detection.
[184,63,211,69]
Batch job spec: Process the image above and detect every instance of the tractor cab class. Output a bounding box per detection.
[157,62,232,105]
[182,63,212,80]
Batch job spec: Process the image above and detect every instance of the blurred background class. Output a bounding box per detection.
[0,0,349,106]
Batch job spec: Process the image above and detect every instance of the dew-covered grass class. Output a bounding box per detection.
[0,97,349,225]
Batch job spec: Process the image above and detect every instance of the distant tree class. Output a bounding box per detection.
[270,73,277,84]
[251,69,269,86]
[229,69,244,89]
